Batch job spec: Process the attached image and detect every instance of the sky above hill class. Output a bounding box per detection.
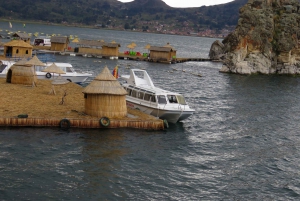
[118,0,234,8]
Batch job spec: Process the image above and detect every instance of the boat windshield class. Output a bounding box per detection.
[176,95,187,105]
[157,95,167,104]
[167,95,178,103]
[0,64,7,73]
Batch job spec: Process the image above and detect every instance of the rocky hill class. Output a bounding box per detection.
[209,0,300,75]
[0,0,247,34]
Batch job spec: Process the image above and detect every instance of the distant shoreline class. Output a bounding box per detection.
[0,19,224,40]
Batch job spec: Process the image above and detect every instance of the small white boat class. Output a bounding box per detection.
[0,60,92,84]
[120,69,195,124]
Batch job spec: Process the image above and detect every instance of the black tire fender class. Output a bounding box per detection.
[46,73,52,79]
[59,118,71,129]
[99,117,110,127]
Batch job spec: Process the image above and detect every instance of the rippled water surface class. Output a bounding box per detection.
[0,22,300,200]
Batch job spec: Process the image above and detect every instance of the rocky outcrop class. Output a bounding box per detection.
[209,0,300,75]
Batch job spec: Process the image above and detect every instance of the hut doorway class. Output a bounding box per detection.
[6,69,12,83]
[6,47,12,57]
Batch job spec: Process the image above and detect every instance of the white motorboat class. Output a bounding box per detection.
[120,69,195,124]
[0,60,92,84]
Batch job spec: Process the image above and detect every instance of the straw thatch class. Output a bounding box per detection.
[4,40,33,48]
[83,66,127,118]
[127,44,135,49]
[7,59,37,85]
[72,38,79,43]
[25,55,45,66]
[42,63,66,75]
[144,44,151,49]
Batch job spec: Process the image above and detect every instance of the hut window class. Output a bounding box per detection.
[84,94,87,99]
[26,50,28,54]
[131,90,137,98]
[16,49,19,53]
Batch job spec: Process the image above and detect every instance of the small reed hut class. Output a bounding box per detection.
[102,42,120,57]
[6,58,37,86]
[4,40,33,58]
[76,39,105,55]
[149,43,177,62]
[82,66,127,118]
[11,32,31,44]
[50,36,69,51]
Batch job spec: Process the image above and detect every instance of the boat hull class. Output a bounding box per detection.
[126,101,194,124]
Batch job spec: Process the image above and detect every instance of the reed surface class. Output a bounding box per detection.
[0,78,158,121]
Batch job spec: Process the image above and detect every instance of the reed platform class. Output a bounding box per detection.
[32,47,212,64]
[0,78,165,130]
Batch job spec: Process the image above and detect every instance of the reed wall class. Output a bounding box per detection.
[50,43,68,51]
[102,47,119,56]
[10,66,37,85]
[84,94,127,118]
[78,47,103,55]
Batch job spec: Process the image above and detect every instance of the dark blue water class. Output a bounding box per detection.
[0,21,300,200]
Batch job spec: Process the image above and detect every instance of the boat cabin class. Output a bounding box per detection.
[34,37,51,46]
[122,84,187,106]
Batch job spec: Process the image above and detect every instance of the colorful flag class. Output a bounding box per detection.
[112,66,119,78]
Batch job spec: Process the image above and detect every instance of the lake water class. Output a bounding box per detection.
[0,21,300,200]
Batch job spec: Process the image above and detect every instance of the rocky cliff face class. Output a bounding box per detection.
[209,0,300,74]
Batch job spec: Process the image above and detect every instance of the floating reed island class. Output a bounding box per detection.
[0,66,165,130]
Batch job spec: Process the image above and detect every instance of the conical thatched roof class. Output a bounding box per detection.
[72,38,79,43]
[127,44,135,49]
[26,55,45,66]
[15,58,32,66]
[144,44,151,49]
[4,40,33,48]
[42,63,66,74]
[83,66,127,95]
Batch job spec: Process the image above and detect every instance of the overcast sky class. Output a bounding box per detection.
[118,0,234,8]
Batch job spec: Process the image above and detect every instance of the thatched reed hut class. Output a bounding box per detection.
[50,36,69,51]
[83,66,127,118]
[6,58,37,86]
[102,42,120,57]
[11,32,31,44]
[76,39,105,55]
[4,40,33,58]
[149,43,177,62]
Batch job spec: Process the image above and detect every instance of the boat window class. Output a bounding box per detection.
[35,66,45,72]
[131,90,137,98]
[138,92,144,99]
[157,95,167,104]
[66,67,73,73]
[126,88,132,96]
[144,93,151,101]
[176,95,187,105]
[150,95,156,103]
[167,95,178,104]
[0,64,7,73]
